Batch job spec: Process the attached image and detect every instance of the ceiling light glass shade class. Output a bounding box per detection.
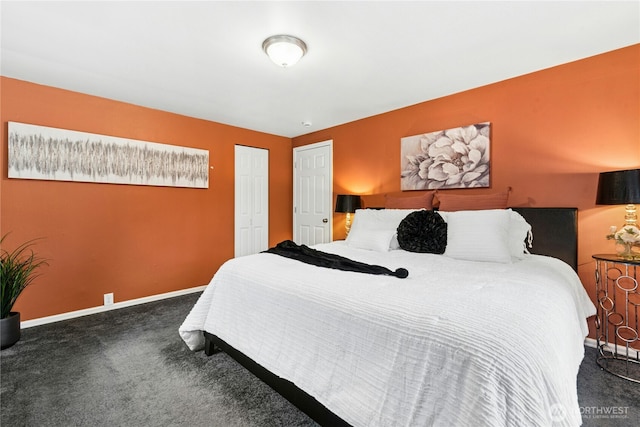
[262,35,307,68]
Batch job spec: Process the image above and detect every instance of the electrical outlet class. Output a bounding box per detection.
[104,293,114,305]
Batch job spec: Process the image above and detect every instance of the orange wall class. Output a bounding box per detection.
[2,45,638,329]
[0,77,293,320]
[293,45,640,339]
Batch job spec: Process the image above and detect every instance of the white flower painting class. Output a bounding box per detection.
[401,122,491,190]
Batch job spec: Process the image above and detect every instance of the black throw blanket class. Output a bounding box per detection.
[263,240,409,279]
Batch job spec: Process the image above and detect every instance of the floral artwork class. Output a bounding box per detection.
[401,122,490,190]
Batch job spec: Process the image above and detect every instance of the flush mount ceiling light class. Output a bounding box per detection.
[262,35,307,68]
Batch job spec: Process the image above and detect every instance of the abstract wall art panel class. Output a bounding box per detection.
[8,122,209,188]
[401,122,491,191]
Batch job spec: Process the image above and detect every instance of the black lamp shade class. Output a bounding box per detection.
[335,195,362,213]
[596,169,640,205]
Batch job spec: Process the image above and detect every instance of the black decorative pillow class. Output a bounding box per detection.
[397,210,447,254]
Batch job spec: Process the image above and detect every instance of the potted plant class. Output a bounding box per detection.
[1,234,48,349]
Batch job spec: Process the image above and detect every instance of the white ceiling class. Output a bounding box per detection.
[1,1,638,138]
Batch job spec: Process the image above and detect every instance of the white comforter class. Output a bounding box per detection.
[180,242,596,427]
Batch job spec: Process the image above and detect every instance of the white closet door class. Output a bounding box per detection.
[293,140,333,245]
[235,145,269,257]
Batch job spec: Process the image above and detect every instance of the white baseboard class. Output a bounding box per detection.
[584,337,639,358]
[20,285,207,329]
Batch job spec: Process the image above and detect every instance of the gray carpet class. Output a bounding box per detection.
[1,293,316,427]
[1,293,638,426]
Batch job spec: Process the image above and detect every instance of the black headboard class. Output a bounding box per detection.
[511,207,578,271]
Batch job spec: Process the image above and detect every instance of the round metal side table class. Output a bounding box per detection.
[592,254,640,383]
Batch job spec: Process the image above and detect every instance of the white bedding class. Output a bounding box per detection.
[180,241,596,427]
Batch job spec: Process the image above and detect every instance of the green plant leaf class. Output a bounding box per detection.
[1,233,49,319]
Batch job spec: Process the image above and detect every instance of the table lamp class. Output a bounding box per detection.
[596,168,640,226]
[335,195,362,236]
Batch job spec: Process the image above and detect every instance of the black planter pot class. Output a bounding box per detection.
[1,312,21,350]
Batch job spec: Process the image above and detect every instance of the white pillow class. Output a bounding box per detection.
[443,209,512,263]
[508,209,532,259]
[346,209,418,251]
[346,229,398,252]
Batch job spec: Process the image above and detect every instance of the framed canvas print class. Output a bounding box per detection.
[8,122,209,189]
[401,122,490,190]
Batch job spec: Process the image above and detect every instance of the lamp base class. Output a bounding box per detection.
[624,204,638,227]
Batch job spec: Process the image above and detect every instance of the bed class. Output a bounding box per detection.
[180,207,596,427]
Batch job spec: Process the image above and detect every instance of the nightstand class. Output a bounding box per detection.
[592,254,640,383]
